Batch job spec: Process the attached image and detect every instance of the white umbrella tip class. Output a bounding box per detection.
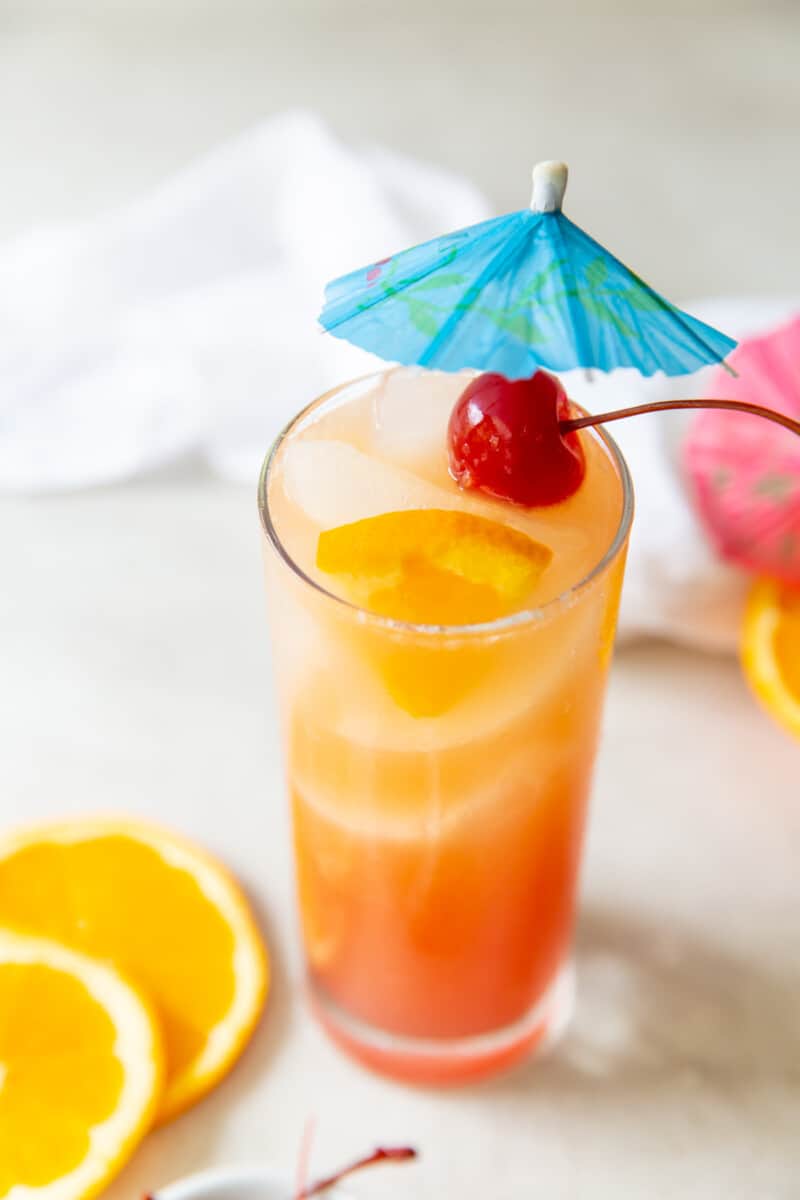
[531,161,568,212]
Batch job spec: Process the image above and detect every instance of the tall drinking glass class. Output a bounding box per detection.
[259,370,633,1082]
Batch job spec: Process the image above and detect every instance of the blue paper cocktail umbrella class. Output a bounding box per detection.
[320,161,736,379]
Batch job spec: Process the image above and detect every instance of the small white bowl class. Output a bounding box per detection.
[156,1166,351,1200]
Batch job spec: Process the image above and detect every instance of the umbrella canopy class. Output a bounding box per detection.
[320,162,736,379]
[684,314,800,584]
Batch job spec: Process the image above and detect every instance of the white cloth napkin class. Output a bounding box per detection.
[0,110,488,488]
[565,292,798,652]
[1,110,795,652]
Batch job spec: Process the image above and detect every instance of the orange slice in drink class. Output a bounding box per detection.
[317,509,552,716]
[0,929,162,1199]
[317,509,552,626]
[0,818,268,1124]
[741,577,800,738]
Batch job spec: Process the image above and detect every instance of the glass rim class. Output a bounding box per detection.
[257,370,635,638]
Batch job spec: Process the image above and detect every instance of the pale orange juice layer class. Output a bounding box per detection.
[263,369,628,1047]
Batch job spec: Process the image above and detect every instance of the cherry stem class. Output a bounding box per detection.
[295,1147,418,1199]
[560,398,800,439]
[295,1118,317,1200]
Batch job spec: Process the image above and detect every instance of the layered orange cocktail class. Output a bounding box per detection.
[259,367,632,1081]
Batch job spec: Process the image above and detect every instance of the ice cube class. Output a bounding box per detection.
[371,367,471,470]
[280,436,589,574]
[281,438,467,530]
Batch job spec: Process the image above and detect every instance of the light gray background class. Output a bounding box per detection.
[2,0,800,294]
[1,3,799,1198]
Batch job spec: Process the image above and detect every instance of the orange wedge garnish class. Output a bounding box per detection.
[317,509,552,626]
[317,510,551,716]
[741,578,800,739]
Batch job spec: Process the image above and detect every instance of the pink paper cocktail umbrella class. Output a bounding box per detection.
[683,315,800,584]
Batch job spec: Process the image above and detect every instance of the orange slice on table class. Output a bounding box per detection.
[317,508,552,625]
[741,577,800,739]
[0,928,162,1199]
[0,818,268,1124]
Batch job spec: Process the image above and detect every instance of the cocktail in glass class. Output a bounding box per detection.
[259,367,633,1082]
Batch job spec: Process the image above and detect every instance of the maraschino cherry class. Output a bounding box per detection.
[448,369,585,506]
[449,368,800,509]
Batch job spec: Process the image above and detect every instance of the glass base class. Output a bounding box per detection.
[309,963,575,1085]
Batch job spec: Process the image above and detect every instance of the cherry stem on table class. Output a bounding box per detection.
[295,1147,418,1199]
[560,398,800,439]
[295,1118,317,1200]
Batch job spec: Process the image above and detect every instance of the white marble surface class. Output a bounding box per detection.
[1,1,799,1194]
[2,470,799,1197]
